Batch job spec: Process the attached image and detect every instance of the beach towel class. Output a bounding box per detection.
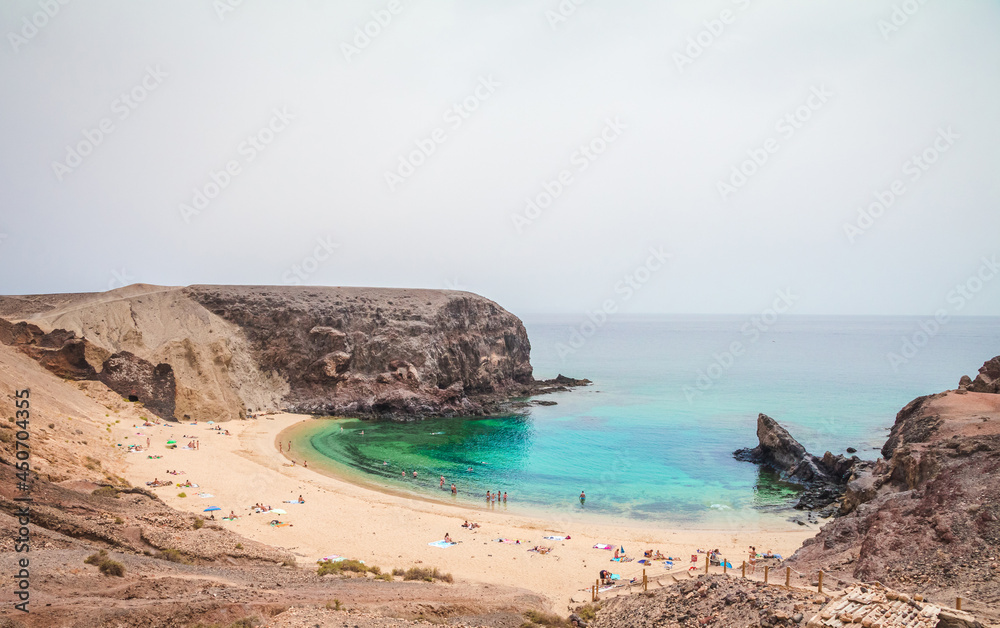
[283,500,303,504]
[275,523,291,527]
[428,540,457,548]
[593,544,613,550]
[493,538,519,544]
[723,561,733,569]
[197,492,214,498]
[611,574,621,580]
[319,555,343,563]
[543,536,567,541]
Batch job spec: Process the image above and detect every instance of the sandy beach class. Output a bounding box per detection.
[114,413,815,610]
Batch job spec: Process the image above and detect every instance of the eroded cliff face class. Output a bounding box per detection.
[183,285,534,418]
[785,359,1000,621]
[0,284,542,421]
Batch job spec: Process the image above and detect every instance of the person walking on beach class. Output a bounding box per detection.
[288,441,292,451]
[748,546,757,574]
[146,437,150,449]
[279,442,283,452]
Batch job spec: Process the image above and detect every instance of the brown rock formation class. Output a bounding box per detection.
[0,317,179,421]
[961,355,1000,394]
[785,383,1000,623]
[0,284,580,422]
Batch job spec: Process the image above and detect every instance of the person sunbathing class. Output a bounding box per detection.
[444,533,452,543]
[461,520,469,528]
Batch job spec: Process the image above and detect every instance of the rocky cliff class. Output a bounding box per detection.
[783,357,1000,622]
[0,284,569,422]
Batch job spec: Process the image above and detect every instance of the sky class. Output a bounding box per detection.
[1,0,999,316]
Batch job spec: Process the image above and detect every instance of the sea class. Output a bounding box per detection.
[289,315,999,529]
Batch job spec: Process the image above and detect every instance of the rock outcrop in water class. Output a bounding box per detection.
[0,284,583,422]
[734,413,860,511]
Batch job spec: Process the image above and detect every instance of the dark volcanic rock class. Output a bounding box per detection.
[734,413,858,510]
[182,285,550,420]
[98,351,177,421]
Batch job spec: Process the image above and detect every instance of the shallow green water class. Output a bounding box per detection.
[293,315,1000,527]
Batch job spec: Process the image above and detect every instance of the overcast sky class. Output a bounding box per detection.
[1,1,998,316]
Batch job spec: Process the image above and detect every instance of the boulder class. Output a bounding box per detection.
[967,355,1000,394]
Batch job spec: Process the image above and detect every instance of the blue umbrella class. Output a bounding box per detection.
[204,506,221,511]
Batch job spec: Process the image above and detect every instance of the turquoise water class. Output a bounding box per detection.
[298,315,999,527]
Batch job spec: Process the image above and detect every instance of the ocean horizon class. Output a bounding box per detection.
[295,314,999,528]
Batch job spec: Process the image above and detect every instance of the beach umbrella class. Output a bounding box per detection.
[203,506,221,511]
[268,508,287,515]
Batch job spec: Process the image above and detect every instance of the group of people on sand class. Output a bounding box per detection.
[460,520,480,529]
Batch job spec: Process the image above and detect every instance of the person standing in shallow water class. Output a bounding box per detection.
[580,491,586,505]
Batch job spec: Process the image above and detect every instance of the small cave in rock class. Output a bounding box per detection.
[128,395,139,402]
